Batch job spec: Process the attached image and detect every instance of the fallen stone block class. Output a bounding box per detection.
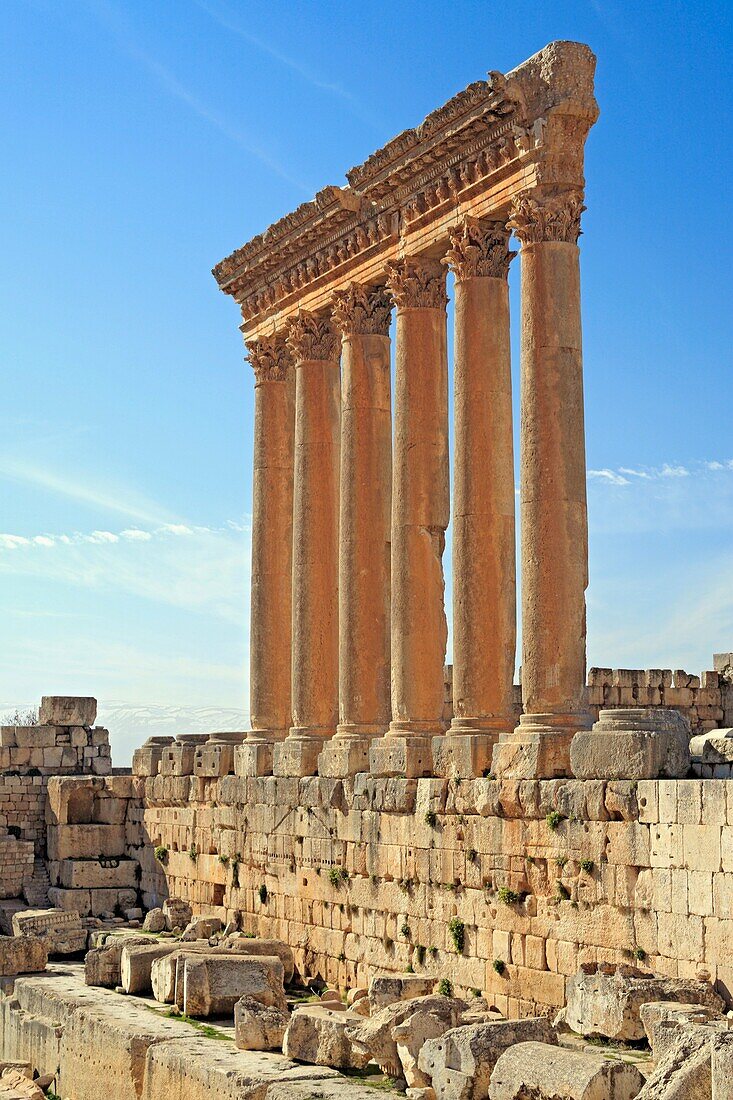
[283,1005,371,1069]
[0,936,47,977]
[11,909,86,955]
[84,934,156,987]
[120,941,176,994]
[640,1000,728,1052]
[39,696,97,727]
[369,973,435,1011]
[162,897,192,931]
[142,908,166,933]
[350,996,467,1081]
[150,945,215,1004]
[636,1020,722,1099]
[712,1030,733,1100]
[488,1041,645,1100]
[419,1017,557,1100]
[392,996,468,1089]
[0,1069,45,1100]
[234,994,290,1050]
[183,953,286,1017]
[565,963,724,1041]
[224,934,295,983]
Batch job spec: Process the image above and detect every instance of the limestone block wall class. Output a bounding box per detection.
[134,774,733,1017]
[0,833,34,899]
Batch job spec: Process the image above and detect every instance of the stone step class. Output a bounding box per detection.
[22,859,51,909]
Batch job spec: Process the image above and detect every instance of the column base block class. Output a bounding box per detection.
[491,713,591,779]
[318,739,374,778]
[432,732,501,779]
[234,741,275,777]
[369,736,434,778]
[272,739,324,778]
[570,708,690,780]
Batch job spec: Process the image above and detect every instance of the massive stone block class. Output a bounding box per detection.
[488,1042,645,1100]
[11,909,85,955]
[39,697,97,727]
[283,1006,370,1070]
[0,935,47,977]
[182,954,286,1018]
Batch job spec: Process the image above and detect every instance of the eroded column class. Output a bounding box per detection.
[319,285,393,778]
[492,190,592,779]
[434,219,517,779]
[370,258,449,779]
[238,334,295,777]
[272,313,341,778]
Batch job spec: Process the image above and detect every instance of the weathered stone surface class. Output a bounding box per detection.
[488,1041,645,1100]
[0,935,47,977]
[565,963,724,1041]
[392,997,467,1089]
[183,954,286,1017]
[283,1005,370,1069]
[712,1030,733,1100]
[11,909,85,955]
[181,916,222,941]
[419,1018,557,1100]
[234,994,290,1051]
[0,1068,45,1100]
[636,1021,721,1099]
[369,974,435,1011]
[39,696,97,727]
[120,941,175,994]
[571,709,691,780]
[350,997,467,1081]
[142,908,166,933]
[84,934,155,987]
[162,897,192,931]
[640,1000,727,1052]
[150,945,215,1004]
[224,935,295,983]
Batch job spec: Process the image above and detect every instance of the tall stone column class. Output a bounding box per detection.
[492,189,592,779]
[434,219,517,780]
[370,258,449,779]
[272,313,341,778]
[319,285,393,778]
[238,334,295,777]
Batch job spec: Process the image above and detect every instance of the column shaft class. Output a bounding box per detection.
[492,190,591,779]
[436,220,517,778]
[239,335,295,777]
[273,314,341,778]
[370,259,449,779]
[320,286,392,778]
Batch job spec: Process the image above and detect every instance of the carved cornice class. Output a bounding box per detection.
[286,313,340,362]
[385,259,448,311]
[508,189,585,245]
[245,333,293,384]
[331,284,392,337]
[444,218,516,280]
[213,42,598,331]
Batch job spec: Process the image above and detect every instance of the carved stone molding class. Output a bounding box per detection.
[331,284,392,337]
[384,258,448,311]
[286,313,340,362]
[245,333,293,384]
[443,219,516,280]
[508,189,585,245]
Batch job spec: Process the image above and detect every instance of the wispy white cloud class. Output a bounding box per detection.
[588,458,732,487]
[588,468,630,486]
[0,457,174,526]
[83,0,312,194]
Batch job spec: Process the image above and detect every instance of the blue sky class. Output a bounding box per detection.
[1,1,732,759]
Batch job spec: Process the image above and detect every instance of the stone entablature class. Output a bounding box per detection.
[213,42,598,339]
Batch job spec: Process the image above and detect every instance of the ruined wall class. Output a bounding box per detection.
[133,773,733,1017]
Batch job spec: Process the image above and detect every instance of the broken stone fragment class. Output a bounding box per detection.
[234,993,290,1050]
[282,1005,371,1069]
[349,996,467,1081]
[635,1019,725,1099]
[142,908,166,933]
[84,933,156,987]
[488,1041,645,1100]
[162,897,192,930]
[419,1017,558,1100]
[181,916,223,941]
[565,963,724,1041]
[640,1000,728,1054]
[0,935,47,978]
[369,973,436,1012]
[223,934,295,983]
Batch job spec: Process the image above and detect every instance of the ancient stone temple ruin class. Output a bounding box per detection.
[3,39,733,1100]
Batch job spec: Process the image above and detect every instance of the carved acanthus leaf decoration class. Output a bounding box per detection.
[384,259,448,311]
[245,333,293,383]
[331,284,392,337]
[286,313,340,362]
[443,219,516,280]
[508,190,586,244]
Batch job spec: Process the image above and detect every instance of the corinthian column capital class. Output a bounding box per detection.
[331,284,392,338]
[384,258,448,311]
[508,189,586,245]
[286,312,340,362]
[245,333,293,384]
[444,218,516,281]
